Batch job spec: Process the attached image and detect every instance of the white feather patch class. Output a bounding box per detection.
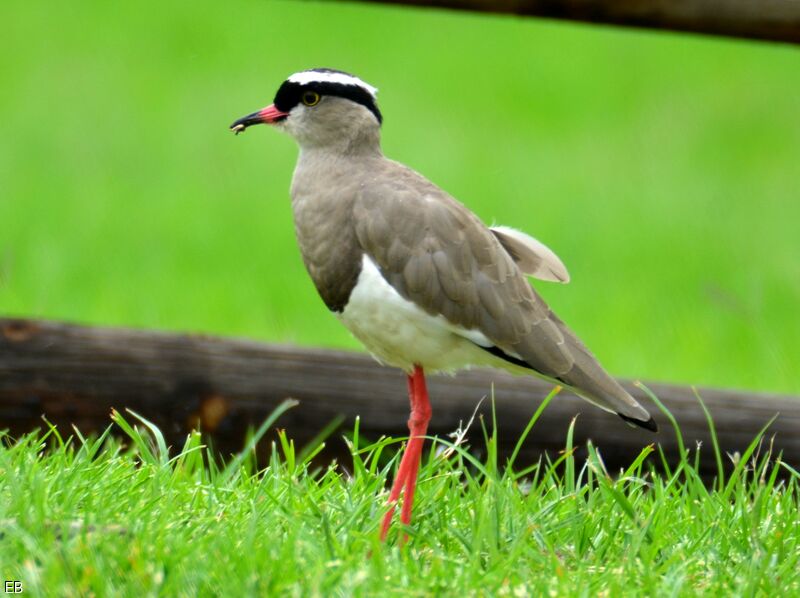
[491,226,570,284]
[339,254,520,373]
[287,70,378,98]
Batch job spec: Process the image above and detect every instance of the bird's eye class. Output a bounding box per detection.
[302,91,321,107]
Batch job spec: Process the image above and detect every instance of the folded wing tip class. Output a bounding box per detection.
[618,412,658,433]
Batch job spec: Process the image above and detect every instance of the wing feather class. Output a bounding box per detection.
[491,226,570,283]
[351,160,652,427]
[352,164,573,377]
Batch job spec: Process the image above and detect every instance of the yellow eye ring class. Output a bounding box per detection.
[302,91,321,106]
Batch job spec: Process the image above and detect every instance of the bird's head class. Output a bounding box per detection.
[230,68,382,151]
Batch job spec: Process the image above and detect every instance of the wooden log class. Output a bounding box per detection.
[342,0,800,44]
[1,317,798,478]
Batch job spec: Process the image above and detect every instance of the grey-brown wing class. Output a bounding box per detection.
[351,164,654,429]
[352,169,575,379]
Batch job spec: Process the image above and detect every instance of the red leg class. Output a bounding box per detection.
[379,372,418,539]
[400,370,430,526]
[380,365,432,541]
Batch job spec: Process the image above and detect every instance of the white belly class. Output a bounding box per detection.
[338,254,500,373]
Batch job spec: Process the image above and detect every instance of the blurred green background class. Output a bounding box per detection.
[1,0,798,393]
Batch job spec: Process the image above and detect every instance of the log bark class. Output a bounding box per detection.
[1,317,798,478]
[342,0,800,44]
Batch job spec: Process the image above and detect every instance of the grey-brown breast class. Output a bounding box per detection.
[290,159,364,313]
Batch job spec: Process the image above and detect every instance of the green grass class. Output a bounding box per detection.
[1,0,799,394]
[2,7,798,592]
[1,397,799,596]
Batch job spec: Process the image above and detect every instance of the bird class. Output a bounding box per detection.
[230,68,657,541]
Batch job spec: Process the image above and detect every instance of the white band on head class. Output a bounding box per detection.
[287,70,378,98]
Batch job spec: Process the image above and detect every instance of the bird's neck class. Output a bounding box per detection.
[296,126,383,158]
[291,106,384,158]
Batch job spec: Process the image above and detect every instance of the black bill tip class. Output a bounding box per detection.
[229,111,264,135]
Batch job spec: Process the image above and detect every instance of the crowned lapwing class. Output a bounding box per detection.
[231,68,657,541]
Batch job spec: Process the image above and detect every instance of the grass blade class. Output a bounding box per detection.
[507,386,560,473]
[692,387,725,491]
